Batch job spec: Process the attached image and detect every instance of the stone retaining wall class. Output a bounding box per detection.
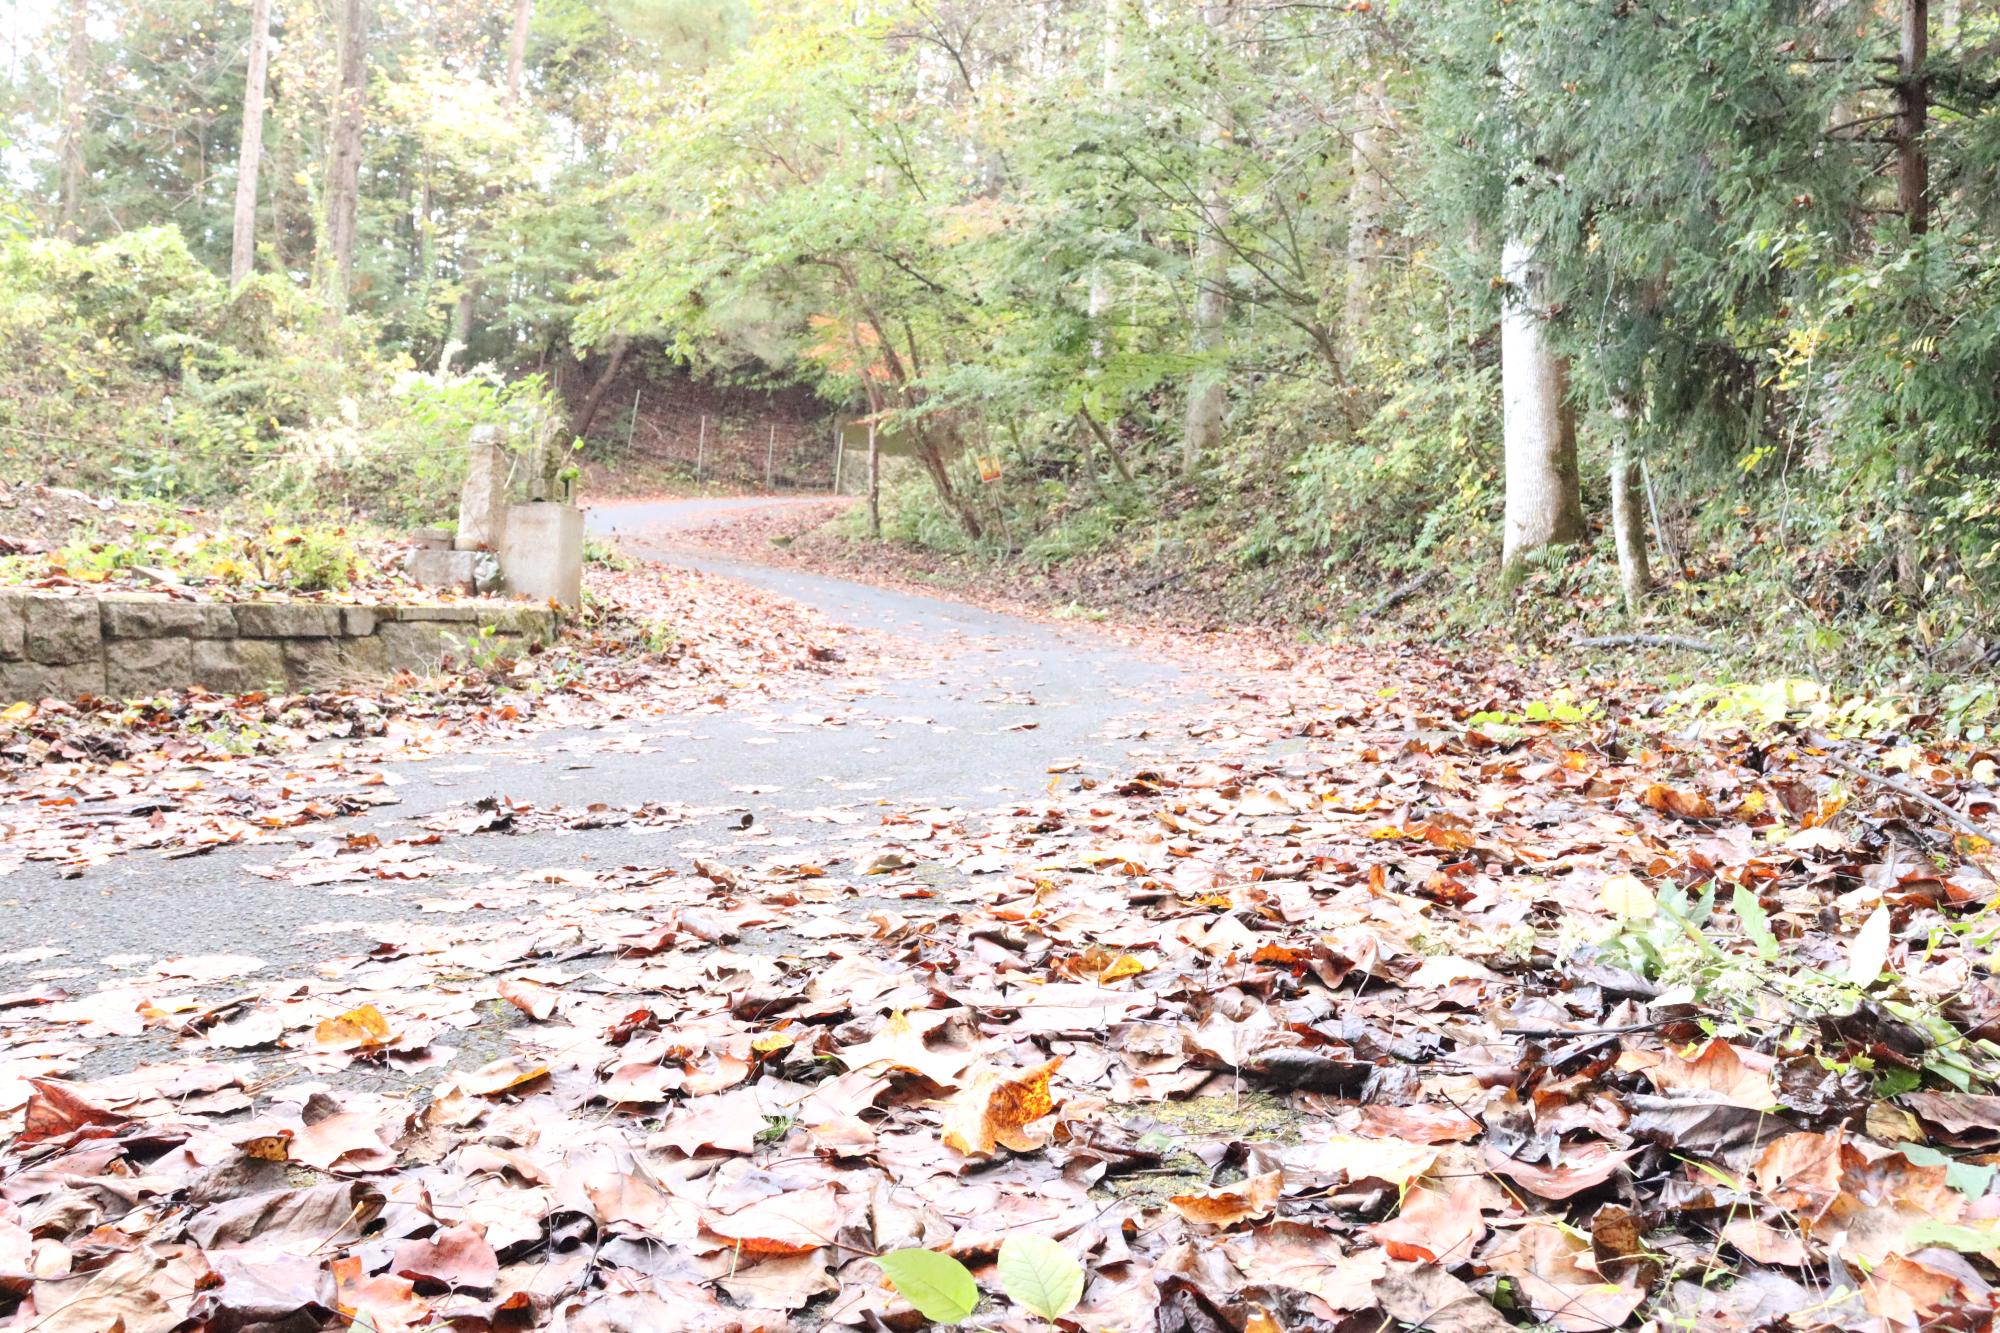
[0,591,559,702]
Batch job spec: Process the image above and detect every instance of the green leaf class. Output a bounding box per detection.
[1895,1143,1998,1199]
[876,1248,978,1325]
[998,1234,1083,1322]
[1906,1218,2000,1254]
[1732,884,1779,963]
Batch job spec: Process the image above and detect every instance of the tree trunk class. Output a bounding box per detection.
[1499,239,1587,583]
[1341,78,1391,362]
[1610,393,1650,613]
[319,0,370,316]
[230,0,272,288]
[56,0,89,240]
[438,284,477,371]
[437,0,531,371]
[1180,0,1233,476]
[1895,0,1929,593]
[569,336,630,439]
[505,0,532,109]
[867,419,881,539]
[1086,0,1124,365]
[1897,0,1929,237]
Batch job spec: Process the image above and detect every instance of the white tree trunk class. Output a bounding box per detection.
[1499,239,1586,580]
[1610,393,1650,612]
[1341,78,1391,360]
[230,0,272,288]
[1181,0,1233,476]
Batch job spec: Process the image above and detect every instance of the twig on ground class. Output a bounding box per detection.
[1362,568,1443,621]
[1572,634,1724,653]
[1809,736,1999,846]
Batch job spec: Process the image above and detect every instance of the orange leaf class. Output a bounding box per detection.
[1169,1169,1284,1227]
[939,1057,1062,1157]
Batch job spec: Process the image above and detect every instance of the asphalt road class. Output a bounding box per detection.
[1,498,1188,1000]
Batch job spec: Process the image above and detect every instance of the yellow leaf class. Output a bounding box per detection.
[1099,953,1146,982]
[314,1004,393,1051]
[1600,874,1657,921]
[1,701,33,721]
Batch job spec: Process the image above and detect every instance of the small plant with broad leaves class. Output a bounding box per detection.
[876,1233,1085,1326]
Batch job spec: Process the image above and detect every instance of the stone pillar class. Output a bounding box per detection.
[498,502,584,608]
[456,426,509,552]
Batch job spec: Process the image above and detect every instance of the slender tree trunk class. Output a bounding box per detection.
[1499,239,1587,583]
[319,0,370,316]
[56,0,89,239]
[867,418,881,540]
[1895,0,1930,593]
[1610,391,1650,612]
[505,0,532,109]
[569,336,630,439]
[439,0,531,372]
[1342,78,1391,360]
[1085,0,1124,365]
[1897,0,1929,237]
[1181,0,1233,476]
[230,0,272,288]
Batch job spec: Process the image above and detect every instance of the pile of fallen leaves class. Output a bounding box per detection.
[4,620,2000,1331]
[0,560,864,877]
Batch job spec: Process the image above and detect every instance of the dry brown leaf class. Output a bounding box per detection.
[939,1057,1061,1157]
[1168,1169,1284,1227]
[703,1184,841,1257]
[455,1057,549,1098]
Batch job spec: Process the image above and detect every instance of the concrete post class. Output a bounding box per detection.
[456,426,509,552]
[498,502,584,608]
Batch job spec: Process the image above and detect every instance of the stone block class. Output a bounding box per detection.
[279,639,344,688]
[481,607,558,641]
[0,592,24,661]
[102,597,237,639]
[340,605,381,637]
[192,639,288,694]
[334,635,391,679]
[393,603,482,623]
[456,431,510,552]
[377,622,452,674]
[498,502,584,609]
[233,603,340,638]
[105,637,194,699]
[26,596,102,664]
[406,549,483,595]
[3,658,105,702]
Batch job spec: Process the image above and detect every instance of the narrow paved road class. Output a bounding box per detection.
[2,499,1191,1036]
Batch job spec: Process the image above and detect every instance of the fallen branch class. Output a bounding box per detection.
[1361,568,1442,621]
[1811,738,1999,847]
[1571,634,1723,654]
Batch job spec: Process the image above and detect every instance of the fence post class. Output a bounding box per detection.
[696,414,707,484]
[832,421,844,494]
[766,423,776,492]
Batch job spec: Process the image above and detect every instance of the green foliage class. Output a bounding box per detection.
[2,517,366,594]
[0,229,557,527]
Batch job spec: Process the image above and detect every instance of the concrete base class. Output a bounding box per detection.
[498,503,584,608]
